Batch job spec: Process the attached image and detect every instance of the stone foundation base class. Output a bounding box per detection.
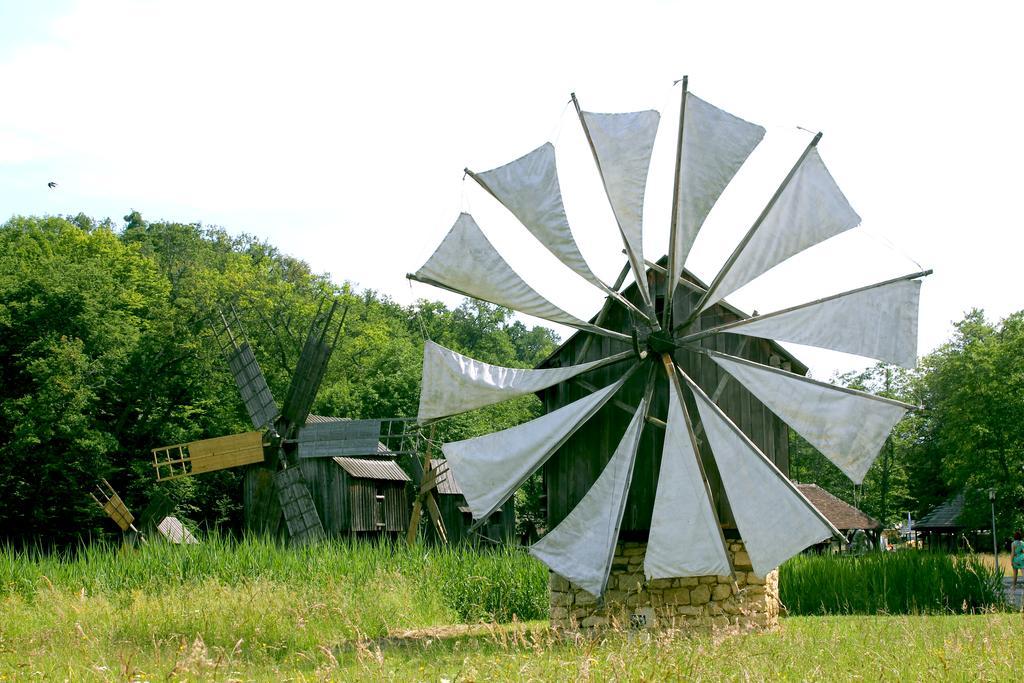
[549,540,779,632]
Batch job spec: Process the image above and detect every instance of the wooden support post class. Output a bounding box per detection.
[407,424,448,545]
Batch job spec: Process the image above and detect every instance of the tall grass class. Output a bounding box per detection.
[0,534,548,626]
[780,551,1005,615]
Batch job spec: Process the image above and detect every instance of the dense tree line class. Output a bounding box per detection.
[791,309,1024,541]
[3,212,1021,548]
[0,213,557,546]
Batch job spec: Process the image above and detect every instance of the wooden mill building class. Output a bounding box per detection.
[795,483,882,550]
[243,416,411,538]
[537,263,806,541]
[431,458,516,544]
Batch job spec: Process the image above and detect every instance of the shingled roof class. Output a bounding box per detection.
[431,458,462,495]
[796,483,881,531]
[332,457,411,482]
[916,493,965,530]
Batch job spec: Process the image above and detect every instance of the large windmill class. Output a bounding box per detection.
[409,77,928,600]
[151,301,354,543]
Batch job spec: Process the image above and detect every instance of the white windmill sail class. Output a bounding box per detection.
[720,277,922,369]
[645,381,731,579]
[417,341,631,423]
[442,371,633,521]
[709,351,912,484]
[531,399,646,597]
[701,147,861,312]
[687,374,837,577]
[412,213,595,329]
[671,93,764,281]
[581,109,660,304]
[470,143,606,290]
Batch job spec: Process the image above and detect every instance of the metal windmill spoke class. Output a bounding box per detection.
[574,261,632,364]
[528,390,652,596]
[464,162,650,323]
[643,354,734,580]
[702,349,916,484]
[661,355,730,560]
[410,273,632,344]
[418,342,636,426]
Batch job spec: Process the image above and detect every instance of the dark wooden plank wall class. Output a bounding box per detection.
[243,465,285,539]
[438,494,516,544]
[438,494,467,543]
[246,462,409,537]
[384,485,409,533]
[541,270,794,538]
[348,477,409,533]
[300,458,350,535]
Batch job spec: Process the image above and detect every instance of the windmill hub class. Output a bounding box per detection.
[647,329,677,355]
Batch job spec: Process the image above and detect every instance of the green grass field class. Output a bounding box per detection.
[2,538,1019,680]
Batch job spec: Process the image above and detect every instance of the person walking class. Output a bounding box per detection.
[1011,531,1024,591]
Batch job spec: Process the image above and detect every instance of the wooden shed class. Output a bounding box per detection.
[795,484,881,533]
[243,416,411,539]
[537,263,807,540]
[431,458,516,544]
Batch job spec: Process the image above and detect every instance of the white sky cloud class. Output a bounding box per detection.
[1,0,1021,378]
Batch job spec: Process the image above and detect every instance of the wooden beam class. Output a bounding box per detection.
[678,269,934,345]
[684,132,823,329]
[570,92,659,328]
[662,354,736,583]
[689,337,749,443]
[572,378,666,429]
[663,75,689,329]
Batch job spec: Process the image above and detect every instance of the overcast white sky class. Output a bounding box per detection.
[1,1,1021,379]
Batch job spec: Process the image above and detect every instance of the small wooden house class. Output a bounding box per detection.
[431,458,516,544]
[795,483,881,551]
[537,263,807,542]
[243,416,411,539]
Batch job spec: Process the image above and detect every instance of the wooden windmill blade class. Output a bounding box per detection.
[213,307,280,430]
[279,299,348,433]
[152,431,266,481]
[274,466,325,545]
[90,479,141,536]
[148,308,275,482]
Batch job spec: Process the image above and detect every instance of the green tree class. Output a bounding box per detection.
[917,309,1024,539]
[0,212,561,545]
[0,216,169,544]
